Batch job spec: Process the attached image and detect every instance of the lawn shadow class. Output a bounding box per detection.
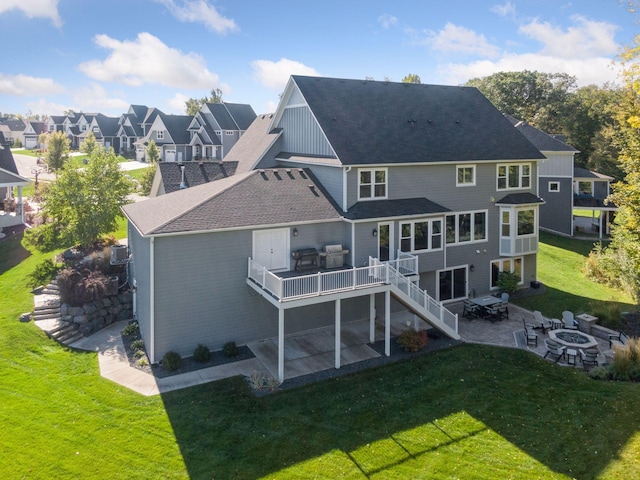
[0,232,30,275]
[159,344,640,479]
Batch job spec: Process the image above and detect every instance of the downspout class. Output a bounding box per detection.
[342,166,351,213]
[149,236,155,364]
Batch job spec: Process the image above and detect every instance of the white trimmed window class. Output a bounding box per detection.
[400,219,442,253]
[156,131,164,140]
[491,257,523,289]
[445,210,487,245]
[497,163,531,190]
[456,165,475,186]
[548,181,560,192]
[358,168,387,200]
[499,206,538,256]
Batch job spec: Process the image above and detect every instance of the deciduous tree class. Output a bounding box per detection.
[44,130,70,173]
[80,131,101,158]
[185,88,223,115]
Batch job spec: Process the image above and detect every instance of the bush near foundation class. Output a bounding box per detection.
[397,329,428,352]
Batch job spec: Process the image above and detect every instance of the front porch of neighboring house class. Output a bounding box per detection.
[0,183,26,229]
[247,252,459,382]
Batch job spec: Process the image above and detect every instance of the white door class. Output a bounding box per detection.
[165,149,176,162]
[253,228,289,271]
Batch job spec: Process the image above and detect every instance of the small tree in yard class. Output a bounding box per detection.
[146,140,160,164]
[44,130,70,173]
[80,131,101,158]
[38,148,133,248]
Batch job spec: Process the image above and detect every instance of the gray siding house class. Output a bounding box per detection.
[123,76,545,381]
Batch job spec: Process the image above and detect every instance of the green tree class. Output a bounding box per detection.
[40,148,133,247]
[185,88,224,115]
[44,130,70,173]
[466,70,577,134]
[402,73,421,84]
[79,131,101,158]
[146,140,160,164]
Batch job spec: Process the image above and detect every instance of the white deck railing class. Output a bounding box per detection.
[248,258,388,301]
[370,257,458,335]
[385,250,419,275]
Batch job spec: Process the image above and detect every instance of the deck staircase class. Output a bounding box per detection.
[32,280,84,345]
[370,258,459,339]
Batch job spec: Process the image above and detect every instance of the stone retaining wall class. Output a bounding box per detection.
[60,292,133,336]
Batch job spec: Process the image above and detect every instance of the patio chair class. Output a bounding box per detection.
[523,321,538,347]
[532,310,552,334]
[608,331,629,349]
[497,301,509,320]
[543,339,566,363]
[579,348,599,370]
[501,292,509,302]
[462,299,479,319]
[484,304,502,322]
[562,311,578,330]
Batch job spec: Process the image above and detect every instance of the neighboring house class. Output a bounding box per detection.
[149,160,238,196]
[87,115,120,152]
[44,115,66,133]
[198,102,256,158]
[117,105,149,155]
[23,121,46,149]
[507,116,616,237]
[0,133,29,229]
[0,118,26,146]
[135,113,193,162]
[123,75,545,381]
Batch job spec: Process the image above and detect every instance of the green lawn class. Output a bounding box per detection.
[1,232,639,478]
[513,231,634,328]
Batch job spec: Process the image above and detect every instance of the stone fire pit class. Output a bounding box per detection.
[549,329,599,350]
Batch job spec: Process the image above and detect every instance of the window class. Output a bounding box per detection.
[225,130,234,135]
[445,210,487,244]
[578,181,592,196]
[156,131,164,140]
[491,257,523,289]
[49,124,55,132]
[400,219,442,252]
[548,181,560,192]
[456,165,475,186]
[358,168,387,200]
[501,210,510,237]
[517,209,535,236]
[497,163,531,190]
[92,126,99,133]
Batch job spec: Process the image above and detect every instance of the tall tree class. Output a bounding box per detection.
[41,148,133,247]
[44,130,70,173]
[185,88,224,115]
[146,139,160,164]
[466,70,577,134]
[402,73,422,84]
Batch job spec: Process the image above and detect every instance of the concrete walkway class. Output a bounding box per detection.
[70,321,268,396]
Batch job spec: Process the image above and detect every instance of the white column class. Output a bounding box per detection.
[335,299,341,369]
[369,294,376,343]
[278,309,285,383]
[17,186,23,221]
[385,290,391,356]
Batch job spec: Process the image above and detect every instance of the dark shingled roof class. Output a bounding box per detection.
[495,192,545,205]
[574,167,613,181]
[0,142,19,175]
[224,103,257,130]
[344,198,450,220]
[224,114,283,173]
[123,168,342,235]
[94,115,120,137]
[158,161,238,194]
[505,115,578,153]
[290,76,545,165]
[158,114,192,145]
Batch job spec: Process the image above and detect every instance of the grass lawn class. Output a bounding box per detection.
[513,231,634,328]
[1,232,639,478]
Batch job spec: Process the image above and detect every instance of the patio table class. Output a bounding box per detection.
[470,296,503,307]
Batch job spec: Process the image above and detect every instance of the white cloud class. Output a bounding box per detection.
[25,99,73,117]
[0,0,62,27]
[154,0,237,34]
[491,1,516,18]
[519,15,619,59]
[410,23,501,58]
[0,73,65,96]
[439,53,622,87]
[78,32,224,90]
[72,83,129,113]
[378,14,398,29]
[251,58,320,90]
[167,92,191,114]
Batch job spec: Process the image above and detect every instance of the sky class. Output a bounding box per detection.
[0,0,637,118]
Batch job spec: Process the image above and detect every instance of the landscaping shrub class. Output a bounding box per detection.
[27,258,62,288]
[193,344,211,363]
[397,329,428,352]
[162,351,181,371]
[23,222,64,252]
[121,321,139,336]
[57,267,113,306]
[222,341,239,358]
[607,338,640,382]
[131,339,145,351]
[497,271,519,294]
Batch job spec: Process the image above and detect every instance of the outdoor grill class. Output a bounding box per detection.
[322,244,349,269]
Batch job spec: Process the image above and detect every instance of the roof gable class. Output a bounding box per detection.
[285,76,545,165]
[157,161,238,194]
[505,115,578,153]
